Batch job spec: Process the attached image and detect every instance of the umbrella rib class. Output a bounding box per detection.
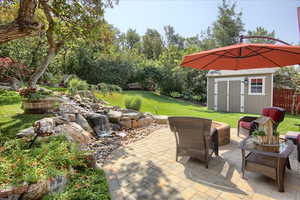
[200,51,229,70]
[260,46,300,55]
[245,46,281,66]
[181,49,237,66]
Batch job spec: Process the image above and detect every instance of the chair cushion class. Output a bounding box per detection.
[262,107,285,123]
[240,121,251,130]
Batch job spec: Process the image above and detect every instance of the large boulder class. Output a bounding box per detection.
[119,119,132,129]
[33,117,56,136]
[0,176,67,200]
[137,117,153,128]
[121,112,142,120]
[16,127,35,138]
[54,122,94,147]
[75,114,93,133]
[153,115,168,124]
[107,110,122,123]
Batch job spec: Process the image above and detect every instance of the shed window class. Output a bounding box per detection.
[249,77,265,95]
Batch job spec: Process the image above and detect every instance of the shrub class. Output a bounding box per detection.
[97,83,122,96]
[192,95,202,102]
[0,89,21,105]
[68,78,89,95]
[124,97,142,111]
[170,92,182,98]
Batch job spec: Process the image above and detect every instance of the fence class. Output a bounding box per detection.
[273,88,300,114]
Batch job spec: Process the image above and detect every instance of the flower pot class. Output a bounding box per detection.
[22,97,60,114]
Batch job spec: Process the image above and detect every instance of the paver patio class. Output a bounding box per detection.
[103,127,300,200]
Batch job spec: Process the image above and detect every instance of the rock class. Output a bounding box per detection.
[74,94,82,102]
[54,122,94,147]
[0,184,28,199]
[153,115,169,124]
[116,132,127,137]
[121,112,142,120]
[75,114,93,133]
[111,123,121,131]
[21,180,48,200]
[119,119,132,128]
[131,120,139,128]
[22,175,67,200]
[61,113,76,122]
[107,110,122,123]
[137,117,153,128]
[85,113,111,137]
[34,117,56,136]
[16,127,35,138]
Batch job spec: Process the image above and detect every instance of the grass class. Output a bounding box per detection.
[96,90,300,134]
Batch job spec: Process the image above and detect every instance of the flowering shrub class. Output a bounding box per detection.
[0,57,33,82]
[18,88,53,101]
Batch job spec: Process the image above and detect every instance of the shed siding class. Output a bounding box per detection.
[207,77,214,110]
[244,75,272,114]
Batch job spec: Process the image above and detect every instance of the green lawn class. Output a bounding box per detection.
[0,103,48,142]
[96,90,300,134]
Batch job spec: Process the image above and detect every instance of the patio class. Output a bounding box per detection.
[103,127,300,200]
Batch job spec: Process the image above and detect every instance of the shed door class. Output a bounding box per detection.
[217,81,228,112]
[229,80,241,113]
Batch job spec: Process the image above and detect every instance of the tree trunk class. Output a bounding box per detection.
[28,45,57,88]
[0,0,42,44]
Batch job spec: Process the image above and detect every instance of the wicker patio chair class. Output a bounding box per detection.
[168,117,219,168]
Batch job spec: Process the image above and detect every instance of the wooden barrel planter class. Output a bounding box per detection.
[22,97,60,114]
[212,121,231,146]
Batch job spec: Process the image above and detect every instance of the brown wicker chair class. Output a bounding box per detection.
[168,117,219,168]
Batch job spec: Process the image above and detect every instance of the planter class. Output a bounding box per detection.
[212,121,231,146]
[22,97,60,114]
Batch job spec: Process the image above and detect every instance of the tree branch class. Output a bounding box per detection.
[0,0,43,44]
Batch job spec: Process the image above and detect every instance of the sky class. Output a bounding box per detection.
[105,0,300,44]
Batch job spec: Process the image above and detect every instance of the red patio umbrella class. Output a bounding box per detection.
[181,43,300,70]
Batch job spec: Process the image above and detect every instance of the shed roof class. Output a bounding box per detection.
[206,68,278,77]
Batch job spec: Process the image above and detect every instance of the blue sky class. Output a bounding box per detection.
[105,0,300,44]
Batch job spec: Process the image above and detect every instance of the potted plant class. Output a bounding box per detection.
[19,87,58,114]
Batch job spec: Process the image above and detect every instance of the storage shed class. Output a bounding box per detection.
[206,68,277,114]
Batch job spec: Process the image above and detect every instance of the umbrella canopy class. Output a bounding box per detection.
[181,43,300,70]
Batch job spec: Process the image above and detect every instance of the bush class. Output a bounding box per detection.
[170,92,182,98]
[124,97,142,111]
[68,78,89,95]
[0,89,21,105]
[97,83,122,96]
[192,95,202,102]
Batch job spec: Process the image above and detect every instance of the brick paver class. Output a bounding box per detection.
[103,128,300,200]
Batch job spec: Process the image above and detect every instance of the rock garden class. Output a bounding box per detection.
[0,83,168,200]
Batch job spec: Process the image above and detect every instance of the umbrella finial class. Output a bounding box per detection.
[239,35,244,43]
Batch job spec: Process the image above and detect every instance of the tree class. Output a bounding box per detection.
[125,29,141,50]
[142,29,164,60]
[246,27,276,44]
[164,25,185,49]
[212,0,244,47]
[0,0,116,87]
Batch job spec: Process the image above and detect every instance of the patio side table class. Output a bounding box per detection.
[239,137,294,192]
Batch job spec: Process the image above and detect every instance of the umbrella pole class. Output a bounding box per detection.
[239,35,291,46]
